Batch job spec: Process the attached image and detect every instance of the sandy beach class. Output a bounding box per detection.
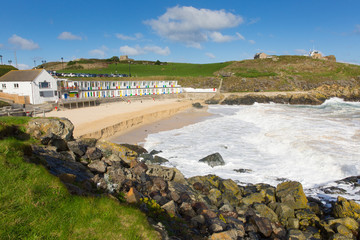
[46,98,198,139]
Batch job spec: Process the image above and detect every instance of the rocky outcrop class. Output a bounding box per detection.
[198,153,225,168]
[210,84,360,106]
[25,118,360,239]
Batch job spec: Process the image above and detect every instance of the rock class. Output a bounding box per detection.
[102,154,122,166]
[179,202,196,219]
[276,181,308,209]
[146,165,186,184]
[209,218,226,233]
[205,94,224,105]
[151,177,168,193]
[332,196,360,220]
[126,187,141,204]
[96,141,139,165]
[208,188,222,206]
[198,153,225,168]
[295,208,320,230]
[329,233,352,240]
[241,192,264,205]
[331,223,353,239]
[234,168,252,173]
[209,229,238,240]
[86,147,103,160]
[328,217,359,232]
[287,217,299,229]
[132,162,148,176]
[161,200,178,217]
[27,118,74,141]
[190,215,205,228]
[106,167,126,192]
[88,160,107,173]
[67,140,87,156]
[49,138,69,152]
[192,102,203,109]
[152,156,169,164]
[274,203,295,226]
[250,216,273,238]
[141,154,169,165]
[287,229,306,240]
[253,203,279,223]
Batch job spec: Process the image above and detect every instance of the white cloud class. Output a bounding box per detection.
[18,63,31,70]
[58,32,82,40]
[206,52,216,59]
[119,45,145,56]
[89,45,108,58]
[248,40,256,44]
[8,34,39,50]
[116,33,143,40]
[248,17,260,25]
[120,45,171,56]
[145,6,244,47]
[143,46,170,56]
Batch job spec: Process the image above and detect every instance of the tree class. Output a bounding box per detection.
[155,60,161,65]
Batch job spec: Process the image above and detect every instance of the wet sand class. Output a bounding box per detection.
[108,106,212,145]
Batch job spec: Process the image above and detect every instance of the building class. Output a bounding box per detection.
[0,69,59,104]
[58,79,182,100]
[254,52,271,59]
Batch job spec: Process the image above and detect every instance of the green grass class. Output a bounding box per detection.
[61,62,233,77]
[0,117,160,240]
[0,65,17,77]
[235,68,277,78]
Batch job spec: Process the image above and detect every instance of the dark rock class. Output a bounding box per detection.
[86,147,103,160]
[149,149,162,155]
[193,182,204,191]
[49,138,69,152]
[151,177,168,193]
[192,102,203,109]
[106,167,127,191]
[190,215,205,228]
[179,202,196,219]
[234,168,252,173]
[209,218,226,233]
[67,140,87,156]
[250,216,273,238]
[120,144,147,155]
[198,153,225,168]
[192,202,208,214]
[80,138,98,148]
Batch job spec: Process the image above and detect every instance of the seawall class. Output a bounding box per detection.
[77,101,193,139]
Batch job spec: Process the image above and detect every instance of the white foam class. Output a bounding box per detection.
[143,99,360,201]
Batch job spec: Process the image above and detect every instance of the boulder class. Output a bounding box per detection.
[241,192,264,205]
[27,118,74,141]
[161,200,178,217]
[198,153,225,168]
[88,160,107,173]
[332,196,360,220]
[96,140,141,165]
[58,173,76,184]
[86,147,103,160]
[126,187,141,204]
[146,165,187,184]
[67,140,87,156]
[49,138,69,152]
[209,229,239,240]
[276,181,308,209]
[250,216,273,238]
[274,203,295,226]
[253,203,279,223]
[287,229,306,240]
[328,217,359,232]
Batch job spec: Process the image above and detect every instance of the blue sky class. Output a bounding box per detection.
[0,0,359,69]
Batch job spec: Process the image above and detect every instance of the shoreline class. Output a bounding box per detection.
[108,105,213,145]
[46,97,197,139]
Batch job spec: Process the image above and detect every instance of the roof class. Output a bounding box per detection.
[0,69,43,82]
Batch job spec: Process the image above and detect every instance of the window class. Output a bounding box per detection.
[39,81,50,88]
[2,84,6,89]
[54,91,58,96]
[14,83,19,88]
[40,91,54,97]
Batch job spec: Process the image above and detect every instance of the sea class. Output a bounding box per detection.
[142,98,360,204]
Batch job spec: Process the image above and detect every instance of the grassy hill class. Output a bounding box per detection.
[44,56,360,92]
[0,117,160,239]
[0,65,17,77]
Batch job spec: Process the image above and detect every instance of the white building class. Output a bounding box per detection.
[0,69,59,104]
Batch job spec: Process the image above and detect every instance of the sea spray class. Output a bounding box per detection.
[144,98,360,201]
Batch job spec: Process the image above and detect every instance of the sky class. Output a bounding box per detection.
[0,0,359,69]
